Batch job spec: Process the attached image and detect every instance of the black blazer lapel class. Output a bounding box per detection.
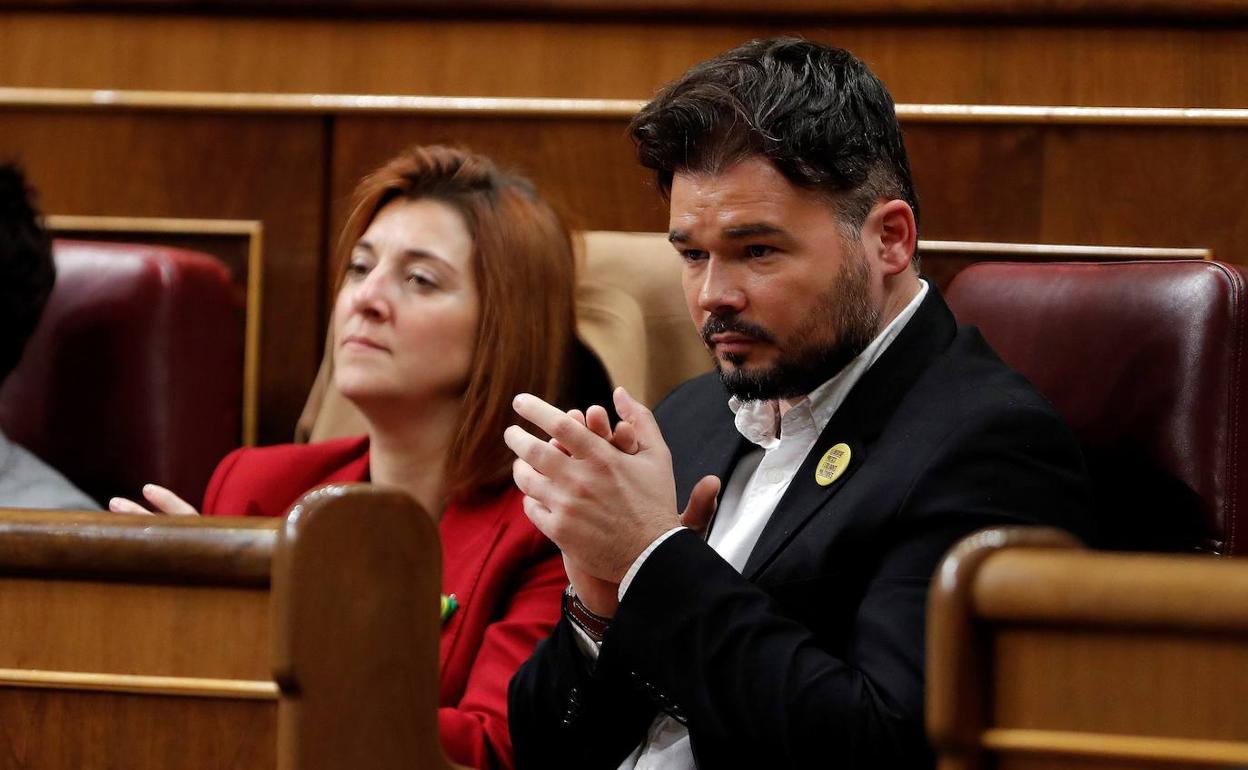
[673,413,751,512]
[742,286,958,580]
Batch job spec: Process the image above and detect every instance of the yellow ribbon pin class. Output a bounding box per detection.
[814,443,852,486]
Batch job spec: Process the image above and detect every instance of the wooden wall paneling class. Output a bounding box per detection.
[904,123,1048,243]
[1,12,1245,107]
[998,758,1228,770]
[0,691,277,770]
[991,628,1248,739]
[1038,125,1248,262]
[0,109,326,445]
[905,122,1239,260]
[0,579,271,679]
[7,0,1247,17]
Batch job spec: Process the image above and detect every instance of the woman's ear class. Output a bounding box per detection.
[865,199,917,276]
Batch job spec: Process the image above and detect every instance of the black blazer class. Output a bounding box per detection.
[509,287,1092,769]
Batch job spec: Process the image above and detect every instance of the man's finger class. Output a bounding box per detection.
[584,404,612,440]
[513,393,603,458]
[551,409,588,456]
[108,497,154,516]
[505,424,574,476]
[679,475,721,536]
[612,387,665,448]
[610,420,640,455]
[511,458,558,506]
[520,495,562,544]
[142,484,199,516]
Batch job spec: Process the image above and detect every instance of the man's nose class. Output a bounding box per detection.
[698,260,747,315]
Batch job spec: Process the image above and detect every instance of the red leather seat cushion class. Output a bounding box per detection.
[946,260,1248,554]
[0,240,243,507]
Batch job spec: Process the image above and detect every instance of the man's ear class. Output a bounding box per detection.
[865,199,917,276]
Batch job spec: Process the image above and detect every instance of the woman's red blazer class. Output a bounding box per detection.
[202,435,565,770]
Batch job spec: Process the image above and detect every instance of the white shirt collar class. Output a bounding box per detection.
[729,279,930,449]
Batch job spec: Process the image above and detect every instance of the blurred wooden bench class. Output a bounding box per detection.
[0,485,455,770]
[928,527,1248,770]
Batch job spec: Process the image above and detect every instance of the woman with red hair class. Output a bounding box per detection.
[112,145,577,770]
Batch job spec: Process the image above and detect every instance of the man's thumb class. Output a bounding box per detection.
[679,475,721,536]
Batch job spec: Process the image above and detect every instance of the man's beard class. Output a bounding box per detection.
[703,249,881,402]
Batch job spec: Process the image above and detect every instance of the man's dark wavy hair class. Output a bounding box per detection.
[0,163,56,384]
[629,37,919,240]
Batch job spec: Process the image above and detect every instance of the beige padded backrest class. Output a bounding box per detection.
[574,231,709,407]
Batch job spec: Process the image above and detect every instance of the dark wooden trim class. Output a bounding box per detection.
[0,0,1243,22]
[0,509,276,585]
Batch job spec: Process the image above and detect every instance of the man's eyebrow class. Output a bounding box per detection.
[722,223,787,239]
[668,223,789,244]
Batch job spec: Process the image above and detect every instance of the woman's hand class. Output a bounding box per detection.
[108,484,201,516]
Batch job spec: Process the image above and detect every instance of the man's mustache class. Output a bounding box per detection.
[700,315,776,347]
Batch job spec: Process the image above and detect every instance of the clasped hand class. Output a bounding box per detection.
[505,387,719,617]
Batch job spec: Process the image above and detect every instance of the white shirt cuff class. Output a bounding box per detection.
[618,526,687,601]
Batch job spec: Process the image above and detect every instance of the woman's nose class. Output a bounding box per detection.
[349,270,393,319]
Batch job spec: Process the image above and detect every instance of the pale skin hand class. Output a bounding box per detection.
[506,386,720,617]
[108,484,200,516]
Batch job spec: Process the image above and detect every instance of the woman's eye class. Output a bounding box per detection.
[346,260,370,278]
[407,272,437,289]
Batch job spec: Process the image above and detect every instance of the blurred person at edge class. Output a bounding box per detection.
[0,163,97,510]
[111,145,576,770]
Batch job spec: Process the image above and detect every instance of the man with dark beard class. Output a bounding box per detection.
[504,38,1091,769]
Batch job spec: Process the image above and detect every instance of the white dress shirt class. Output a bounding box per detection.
[577,280,929,770]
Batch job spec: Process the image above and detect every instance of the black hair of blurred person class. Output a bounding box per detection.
[0,163,56,385]
[628,37,920,242]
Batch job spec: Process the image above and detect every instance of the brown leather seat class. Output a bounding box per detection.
[945,260,1248,554]
[0,240,243,507]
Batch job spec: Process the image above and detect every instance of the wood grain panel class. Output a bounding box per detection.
[0,110,326,445]
[0,690,276,770]
[1039,126,1248,261]
[0,578,270,680]
[6,0,1247,17]
[991,627,1248,740]
[999,757,1228,770]
[905,124,1047,243]
[905,122,1241,262]
[1,12,1244,107]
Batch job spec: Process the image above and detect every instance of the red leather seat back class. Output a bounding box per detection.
[0,240,243,507]
[946,260,1248,555]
